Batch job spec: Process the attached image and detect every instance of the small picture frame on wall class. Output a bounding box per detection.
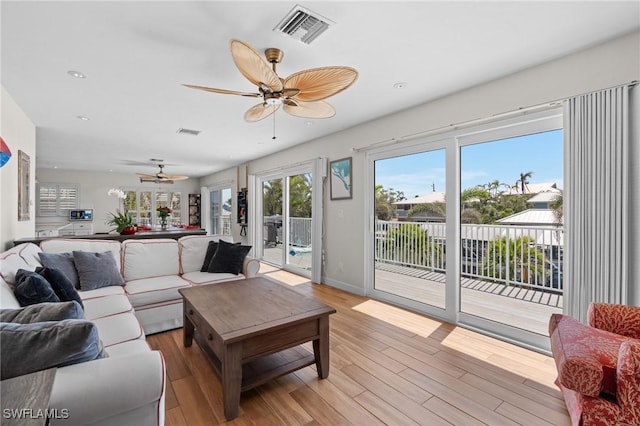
[329,157,352,200]
[18,150,30,221]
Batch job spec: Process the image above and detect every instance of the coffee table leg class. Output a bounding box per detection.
[223,343,243,420]
[183,315,194,347]
[313,316,330,379]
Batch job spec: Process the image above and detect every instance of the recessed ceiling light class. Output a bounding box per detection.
[393,82,408,89]
[67,70,86,79]
[77,115,90,121]
[306,121,313,126]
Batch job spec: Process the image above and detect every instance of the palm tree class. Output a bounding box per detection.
[516,171,534,194]
[483,236,545,285]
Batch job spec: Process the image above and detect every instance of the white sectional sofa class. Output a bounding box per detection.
[0,235,259,425]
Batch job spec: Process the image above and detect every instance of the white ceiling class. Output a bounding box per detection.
[2,1,639,178]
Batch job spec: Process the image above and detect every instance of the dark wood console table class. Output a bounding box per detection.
[14,229,206,246]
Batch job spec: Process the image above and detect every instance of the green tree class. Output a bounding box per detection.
[550,193,563,224]
[483,236,545,284]
[407,202,445,220]
[383,223,442,268]
[289,174,312,217]
[375,185,405,220]
[262,179,282,216]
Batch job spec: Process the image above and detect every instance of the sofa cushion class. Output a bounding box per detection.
[207,239,252,275]
[0,319,107,380]
[79,285,126,300]
[36,267,83,308]
[73,250,125,291]
[82,295,133,320]
[0,301,84,324]
[201,241,220,272]
[40,239,122,271]
[122,239,179,281]
[181,271,244,286]
[103,339,152,358]
[38,252,80,289]
[549,313,629,397]
[178,235,234,274]
[125,275,190,308]
[13,269,60,306]
[92,313,144,347]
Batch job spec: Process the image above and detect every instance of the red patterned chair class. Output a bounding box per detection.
[549,303,640,426]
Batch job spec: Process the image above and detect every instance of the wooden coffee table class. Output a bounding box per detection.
[179,276,336,420]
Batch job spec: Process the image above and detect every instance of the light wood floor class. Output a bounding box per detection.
[147,267,570,425]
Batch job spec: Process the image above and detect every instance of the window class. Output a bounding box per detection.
[122,188,183,226]
[36,183,78,217]
[210,187,232,235]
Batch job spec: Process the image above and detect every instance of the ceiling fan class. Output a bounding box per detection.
[137,164,188,184]
[184,39,358,122]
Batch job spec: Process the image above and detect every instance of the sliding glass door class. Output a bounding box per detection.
[367,109,564,350]
[256,161,320,279]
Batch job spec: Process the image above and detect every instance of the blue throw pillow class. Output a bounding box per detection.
[36,267,83,308]
[72,251,124,291]
[13,269,60,306]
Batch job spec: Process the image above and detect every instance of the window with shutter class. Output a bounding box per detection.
[37,183,79,217]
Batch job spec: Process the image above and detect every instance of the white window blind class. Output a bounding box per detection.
[37,183,79,217]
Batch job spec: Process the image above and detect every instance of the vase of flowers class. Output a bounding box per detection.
[157,206,171,230]
[106,210,136,235]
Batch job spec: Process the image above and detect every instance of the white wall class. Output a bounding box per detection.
[203,31,640,294]
[1,86,36,250]
[34,169,201,234]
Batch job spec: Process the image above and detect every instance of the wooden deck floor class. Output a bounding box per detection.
[148,266,569,425]
[374,263,562,336]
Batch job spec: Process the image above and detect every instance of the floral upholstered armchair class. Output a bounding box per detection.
[549,303,640,426]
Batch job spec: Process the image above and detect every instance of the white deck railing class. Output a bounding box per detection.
[376,220,563,294]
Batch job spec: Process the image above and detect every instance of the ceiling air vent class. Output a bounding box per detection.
[274,5,332,44]
[176,128,201,136]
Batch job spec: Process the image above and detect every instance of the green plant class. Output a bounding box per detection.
[106,210,134,233]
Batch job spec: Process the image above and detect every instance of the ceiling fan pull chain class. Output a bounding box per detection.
[272,105,277,140]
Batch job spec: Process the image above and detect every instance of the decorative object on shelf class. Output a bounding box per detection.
[157,206,171,230]
[0,136,11,168]
[106,210,136,234]
[188,194,201,227]
[329,157,352,200]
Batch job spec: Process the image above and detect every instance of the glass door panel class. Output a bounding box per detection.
[286,173,312,271]
[459,130,563,336]
[262,178,283,267]
[374,149,447,309]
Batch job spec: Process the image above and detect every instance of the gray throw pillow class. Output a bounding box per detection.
[72,251,125,291]
[0,319,107,380]
[38,252,80,289]
[0,301,84,324]
[13,269,60,306]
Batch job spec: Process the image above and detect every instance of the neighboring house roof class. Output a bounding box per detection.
[527,191,562,204]
[504,182,561,195]
[497,209,562,226]
[393,192,446,206]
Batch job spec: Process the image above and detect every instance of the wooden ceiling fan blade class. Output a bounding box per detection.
[183,84,260,98]
[244,103,280,122]
[165,175,189,181]
[137,173,156,179]
[283,100,335,119]
[284,67,358,102]
[230,39,283,92]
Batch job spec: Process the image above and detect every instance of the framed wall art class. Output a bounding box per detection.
[18,150,30,221]
[329,157,352,200]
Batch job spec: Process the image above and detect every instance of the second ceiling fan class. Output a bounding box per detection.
[184,39,358,122]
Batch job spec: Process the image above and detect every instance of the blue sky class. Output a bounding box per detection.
[375,129,563,198]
